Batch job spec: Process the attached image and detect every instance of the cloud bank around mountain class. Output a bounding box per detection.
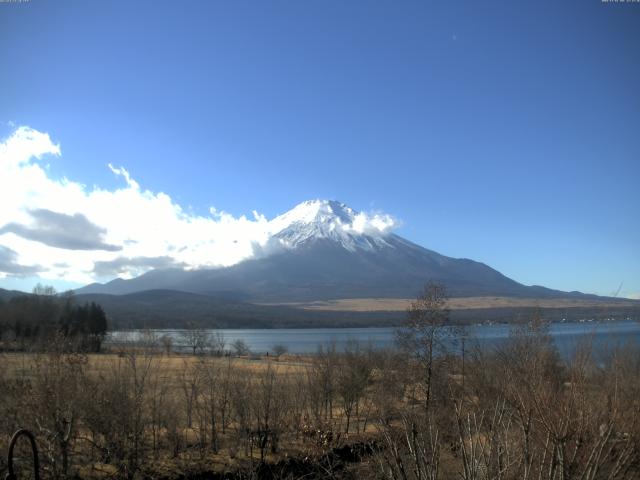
[0,126,400,286]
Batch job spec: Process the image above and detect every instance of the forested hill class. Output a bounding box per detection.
[0,288,108,351]
[73,290,402,329]
[75,289,640,329]
[2,287,639,330]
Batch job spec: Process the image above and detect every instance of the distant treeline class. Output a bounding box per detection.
[0,285,108,352]
[75,289,640,329]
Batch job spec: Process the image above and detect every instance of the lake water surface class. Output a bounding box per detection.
[109,320,640,358]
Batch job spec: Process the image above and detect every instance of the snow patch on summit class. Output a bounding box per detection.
[267,200,399,252]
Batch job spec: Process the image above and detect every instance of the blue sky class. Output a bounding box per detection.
[0,0,639,297]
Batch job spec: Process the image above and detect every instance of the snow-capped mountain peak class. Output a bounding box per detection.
[270,199,355,229]
[268,199,397,252]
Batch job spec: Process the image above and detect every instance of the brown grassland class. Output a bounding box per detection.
[1,316,639,480]
[262,297,640,312]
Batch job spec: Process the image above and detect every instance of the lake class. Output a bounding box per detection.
[109,319,640,358]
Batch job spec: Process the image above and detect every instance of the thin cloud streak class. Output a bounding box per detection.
[93,256,187,277]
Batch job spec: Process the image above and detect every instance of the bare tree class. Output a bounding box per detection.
[308,342,338,424]
[159,334,173,355]
[32,283,57,296]
[232,339,251,357]
[397,281,451,414]
[336,340,372,433]
[29,348,87,478]
[250,365,288,461]
[178,360,201,429]
[272,344,288,358]
[378,412,441,480]
[211,331,226,356]
[194,357,227,452]
[180,326,211,355]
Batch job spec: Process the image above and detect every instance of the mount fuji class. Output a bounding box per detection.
[78,200,587,302]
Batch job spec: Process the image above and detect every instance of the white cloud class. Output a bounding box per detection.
[108,163,140,189]
[0,126,273,284]
[0,126,61,167]
[347,211,399,235]
[0,126,399,286]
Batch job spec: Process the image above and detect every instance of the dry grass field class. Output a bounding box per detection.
[262,296,640,312]
[0,351,311,379]
[0,347,385,479]
[1,321,639,480]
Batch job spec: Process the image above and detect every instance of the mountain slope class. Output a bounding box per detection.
[77,199,595,302]
[0,288,28,302]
